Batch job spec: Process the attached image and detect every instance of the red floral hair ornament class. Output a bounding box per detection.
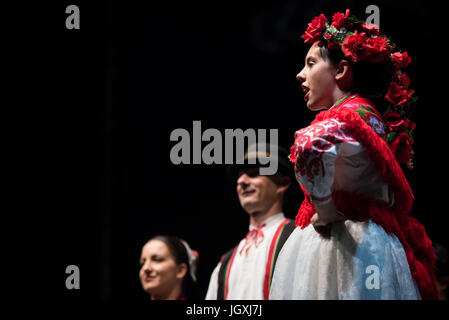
[301,9,416,169]
[301,13,327,44]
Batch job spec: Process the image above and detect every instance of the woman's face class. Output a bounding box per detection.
[297,41,339,111]
[139,239,185,298]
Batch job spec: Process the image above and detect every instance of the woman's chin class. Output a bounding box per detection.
[306,101,320,111]
[307,100,329,111]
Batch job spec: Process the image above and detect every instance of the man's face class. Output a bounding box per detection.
[236,167,280,215]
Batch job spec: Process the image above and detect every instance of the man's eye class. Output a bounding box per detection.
[248,171,259,177]
[245,167,260,177]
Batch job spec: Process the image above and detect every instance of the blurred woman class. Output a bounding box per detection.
[139,235,198,300]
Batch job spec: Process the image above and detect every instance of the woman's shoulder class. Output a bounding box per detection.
[335,95,387,139]
[340,95,381,118]
[306,93,387,140]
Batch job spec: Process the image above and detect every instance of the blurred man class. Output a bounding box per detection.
[205,143,297,299]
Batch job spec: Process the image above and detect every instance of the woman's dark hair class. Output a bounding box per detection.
[318,41,395,113]
[149,235,198,299]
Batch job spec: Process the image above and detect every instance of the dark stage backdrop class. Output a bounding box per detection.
[2,0,448,299]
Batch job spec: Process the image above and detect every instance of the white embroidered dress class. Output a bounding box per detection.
[269,97,421,300]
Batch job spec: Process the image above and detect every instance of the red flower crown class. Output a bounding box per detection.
[302,9,416,169]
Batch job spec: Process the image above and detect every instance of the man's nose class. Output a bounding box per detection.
[237,174,250,188]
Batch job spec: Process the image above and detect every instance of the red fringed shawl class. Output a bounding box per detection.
[294,95,439,300]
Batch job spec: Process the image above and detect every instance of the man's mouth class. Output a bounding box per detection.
[242,190,255,197]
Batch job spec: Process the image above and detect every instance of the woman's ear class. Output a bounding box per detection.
[176,263,188,280]
[335,60,353,90]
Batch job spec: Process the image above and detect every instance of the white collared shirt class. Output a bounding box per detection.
[205,213,286,300]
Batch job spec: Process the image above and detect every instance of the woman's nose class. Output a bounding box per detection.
[142,261,152,273]
[296,67,306,82]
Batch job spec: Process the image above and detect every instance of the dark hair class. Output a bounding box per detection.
[318,41,394,113]
[433,242,449,299]
[148,235,198,299]
[433,242,449,278]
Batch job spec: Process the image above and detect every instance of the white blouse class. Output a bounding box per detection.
[291,116,393,209]
[205,213,287,300]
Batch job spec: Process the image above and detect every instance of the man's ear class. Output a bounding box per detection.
[276,176,291,194]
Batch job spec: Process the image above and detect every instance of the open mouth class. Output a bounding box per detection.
[304,91,310,101]
[302,85,310,101]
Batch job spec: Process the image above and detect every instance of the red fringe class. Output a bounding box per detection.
[295,185,316,228]
[294,98,438,299]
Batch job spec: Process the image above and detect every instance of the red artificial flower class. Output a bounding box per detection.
[331,9,350,29]
[327,41,340,50]
[365,36,390,62]
[324,31,333,40]
[385,117,416,133]
[397,72,411,89]
[360,22,380,35]
[390,132,414,167]
[341,31,368,63]
[385,82,414,106]
[323,29,340,49]
[384,109,402,123]
[392,51,411,69]
[301,14,328,44]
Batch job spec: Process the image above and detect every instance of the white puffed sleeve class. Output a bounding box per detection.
[291,118,391,206]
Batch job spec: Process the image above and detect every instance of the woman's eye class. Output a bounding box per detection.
[152,257,164,262]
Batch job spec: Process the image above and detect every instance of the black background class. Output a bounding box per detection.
[2,0,448,301]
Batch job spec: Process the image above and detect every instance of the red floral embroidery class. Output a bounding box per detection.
[290,119,356,184]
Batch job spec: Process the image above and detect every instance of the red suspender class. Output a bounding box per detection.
[223,246,238,300]
[263,218,290,300]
